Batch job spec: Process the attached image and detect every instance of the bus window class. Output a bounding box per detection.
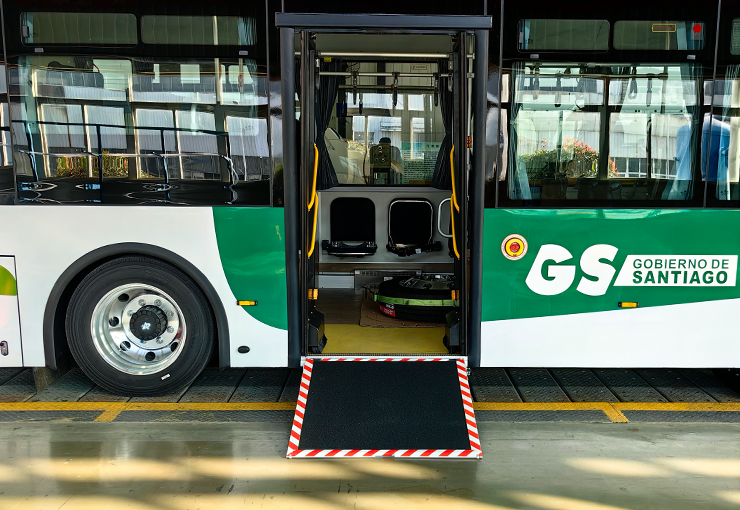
[613,21,705,51]
[507,63,701,203]
[140,16,257,46]
[21,12,137,46]
[518,20,609,52]
[706,68,740,201]
[509,63,603,200]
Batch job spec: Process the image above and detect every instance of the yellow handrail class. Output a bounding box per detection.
[450,198,460,259]
[450,145,460,213]
[307,193,318,258]
[307,143,319,210]
[306,143,320,258]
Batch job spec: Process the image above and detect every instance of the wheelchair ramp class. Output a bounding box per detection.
[287,358,481,458]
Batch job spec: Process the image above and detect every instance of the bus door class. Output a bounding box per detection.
[278,14,490,367]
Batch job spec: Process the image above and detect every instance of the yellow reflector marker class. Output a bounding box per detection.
[308,289,319,300]
[237,300,257,306]
[618,302,638,308]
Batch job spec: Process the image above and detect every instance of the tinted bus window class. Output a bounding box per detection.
[518,20,609,51]
[507,62,700,203]
[141,16,257,46]
[21,13,137,46]
[613,21,705,51]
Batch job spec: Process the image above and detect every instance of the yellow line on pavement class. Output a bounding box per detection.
[472,402,629,422]
[1,401,738,423]
[613,402,740,412]
[0,401,297,422]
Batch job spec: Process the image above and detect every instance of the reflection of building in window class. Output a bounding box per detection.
[135,109,178,179]
[40,104,86,178]
[85,105,128,177]
[227,116,270,180]
[175,110,218,180]
[508,62,700,201]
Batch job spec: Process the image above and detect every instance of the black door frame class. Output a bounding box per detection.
[277,13,491,368]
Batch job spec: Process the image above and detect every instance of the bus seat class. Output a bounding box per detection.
[321,197,377,257]
[386,198,442,257]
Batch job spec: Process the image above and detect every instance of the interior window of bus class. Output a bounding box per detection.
[613,21,705,51]
[517,20,609,51]
[507,62,700,202]
[21,13,137,46]
[326,62,446,186]
[140,16,257,46]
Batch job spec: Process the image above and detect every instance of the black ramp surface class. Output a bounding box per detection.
[298,361,470,450]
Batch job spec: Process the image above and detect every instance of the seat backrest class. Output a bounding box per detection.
[330,197,375,243]
[387,199,434,247]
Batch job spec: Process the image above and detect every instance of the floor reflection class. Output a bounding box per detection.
[0,421,738,509]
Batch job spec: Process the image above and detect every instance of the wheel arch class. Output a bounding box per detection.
[43,243,230,370]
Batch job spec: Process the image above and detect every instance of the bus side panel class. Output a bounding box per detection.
[0,257,22,367]
[480,208,740,368]
[0,206,287,368]
[211,207,288,331]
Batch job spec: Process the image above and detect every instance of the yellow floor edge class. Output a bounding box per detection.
[322,324,447,354]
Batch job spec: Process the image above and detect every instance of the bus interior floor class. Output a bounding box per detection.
[315,288,448,354]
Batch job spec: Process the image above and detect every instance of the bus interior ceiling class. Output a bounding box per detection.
[309,34,461,355]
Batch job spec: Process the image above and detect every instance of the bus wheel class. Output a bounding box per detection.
[65,256,214,396]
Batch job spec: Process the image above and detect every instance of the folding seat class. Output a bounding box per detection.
[321,197,377,257]
[386,198,442,257]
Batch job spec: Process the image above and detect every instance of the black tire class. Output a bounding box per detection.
[65,256,214,396]
[377,276,455,323]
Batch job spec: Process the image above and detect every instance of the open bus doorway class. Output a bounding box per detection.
[278,14,489,363]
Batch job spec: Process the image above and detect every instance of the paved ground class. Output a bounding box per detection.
[0,421,738,509]
[0,366,739,423]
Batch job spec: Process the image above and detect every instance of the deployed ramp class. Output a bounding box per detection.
[287,357,481,458]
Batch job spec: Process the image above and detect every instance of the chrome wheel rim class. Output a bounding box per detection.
[90,283,186,375]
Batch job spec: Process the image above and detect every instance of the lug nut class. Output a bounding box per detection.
[127,310,134,316]
[154,299,162,306]
[167,311,173,317]
[166,326,174,333]
[138,299,146,306]
[156,337,164,344]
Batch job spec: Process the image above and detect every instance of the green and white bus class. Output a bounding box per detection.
[1,0,738,395]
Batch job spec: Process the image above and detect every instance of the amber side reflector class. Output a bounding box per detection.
[237,300,257,306]
[618,302,638,308]
[308,288,319,300]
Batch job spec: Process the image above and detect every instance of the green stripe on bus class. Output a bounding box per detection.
[0,266,17,296]
[482,209,740,322]
[212,207,288,330]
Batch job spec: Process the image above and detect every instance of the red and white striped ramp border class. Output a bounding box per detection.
[286,357,482,458]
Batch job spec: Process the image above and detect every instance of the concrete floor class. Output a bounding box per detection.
[1,421,739,509]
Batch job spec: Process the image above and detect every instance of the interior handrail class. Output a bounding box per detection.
[449,145,460,259]
[307,143,319,258]
[450,198,460,259]
[450,145,460,212]
[307,143,318,210]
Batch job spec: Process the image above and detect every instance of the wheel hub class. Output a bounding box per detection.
[129,305,168,341]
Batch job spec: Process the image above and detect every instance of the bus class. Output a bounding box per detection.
[0,0,738,396]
